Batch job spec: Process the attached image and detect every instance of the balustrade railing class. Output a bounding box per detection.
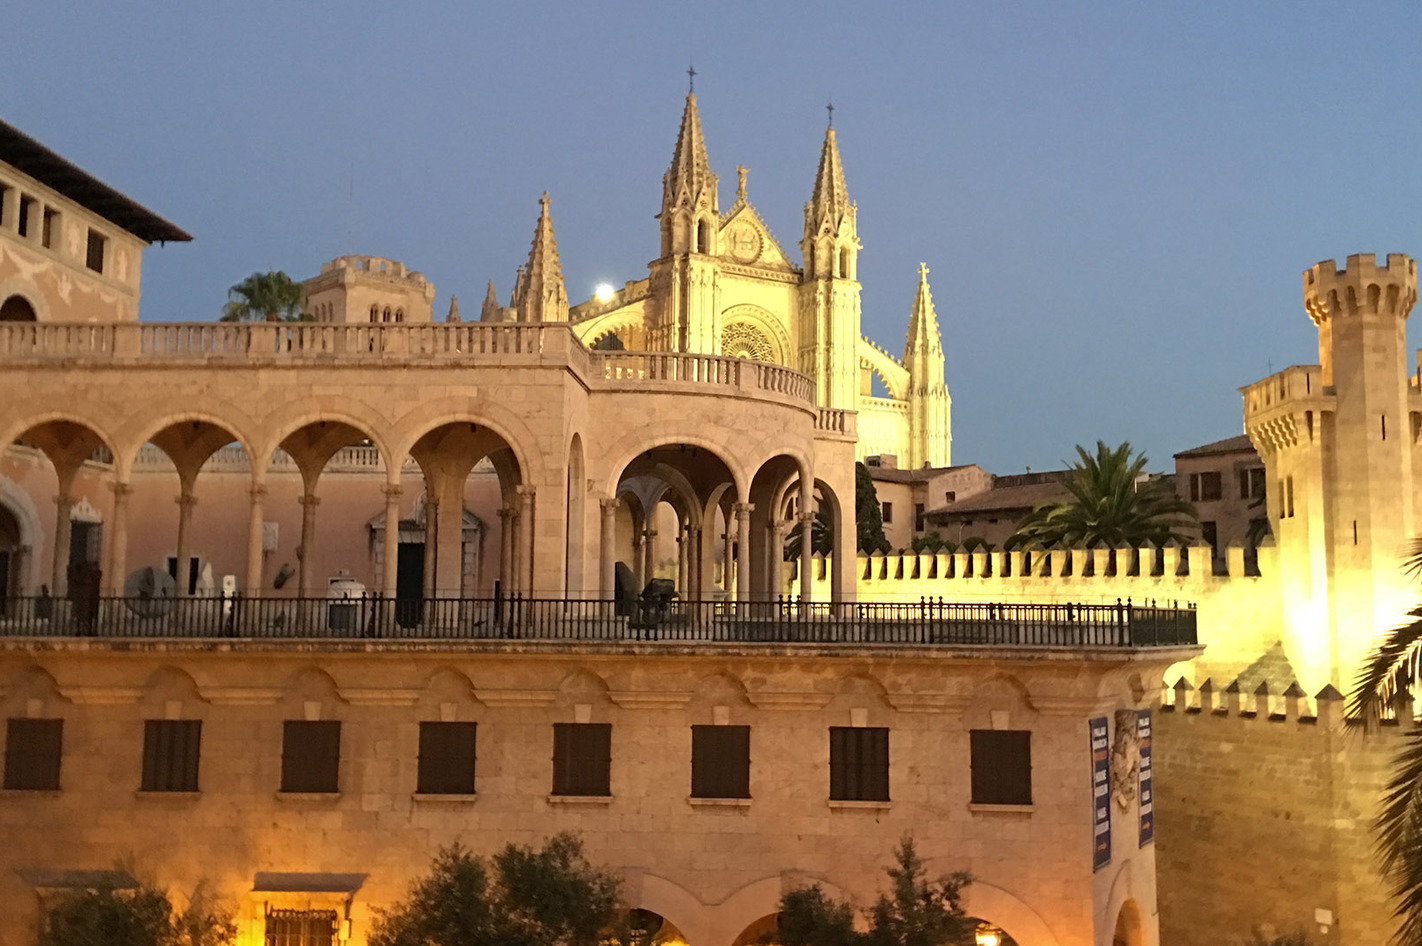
[0,595,1197,647]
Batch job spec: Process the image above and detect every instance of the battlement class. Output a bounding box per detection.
[308,255,435,298]
[1303,252,1416,325]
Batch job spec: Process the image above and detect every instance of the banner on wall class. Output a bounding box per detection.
[1090,716,1111,870]
[1138,709,1154,846]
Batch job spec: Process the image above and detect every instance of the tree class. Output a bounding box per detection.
[220,271,307,322]
[1350,541,1422,944]
[41,881,235,946]
[770,837,973,946]
[1010,441,1198,549]
[856,462,890,554]
[785,497,833,560]
[370,834,625,946]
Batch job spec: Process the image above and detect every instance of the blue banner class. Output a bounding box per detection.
[1138,709,1153,846]
[1090,716,1111,870]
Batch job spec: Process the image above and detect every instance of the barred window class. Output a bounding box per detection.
[828,727,889,801]
[281,721,340,793]
[691,725,750,799]
[3,718,62,790]
[970,730,1032,805]
[265,908,337,946]
[141,720,201,792]
[417,722,477,794]
[552,723,610,796]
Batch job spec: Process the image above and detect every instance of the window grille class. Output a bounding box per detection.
[265,908,336,946]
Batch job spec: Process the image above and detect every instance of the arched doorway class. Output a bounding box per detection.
[0,294,37,322]
[0,503,21,614]
[1112,900,1143,946]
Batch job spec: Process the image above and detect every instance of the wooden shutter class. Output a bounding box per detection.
[829,727,889,801]
[417,722,476,794]
[691,725,750,799]
[3,718,62,790]
[281,721,340,793]
[141,719,201,792]
[553,723,610,796]
[970,730,1032,804]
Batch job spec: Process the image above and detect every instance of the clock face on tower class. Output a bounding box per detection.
[726,223,762,264]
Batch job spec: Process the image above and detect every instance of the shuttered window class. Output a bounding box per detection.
[552,723,611,796]
[970,730,1032,805]
[417,722,477,794]
[691,725,750,799]
[281,721,341,793]
[828,727,889,801]
[141,720,201,792]
[3,718,62,790]
[265,908,336,946]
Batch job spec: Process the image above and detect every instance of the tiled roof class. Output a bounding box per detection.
[1173,434,1256,460]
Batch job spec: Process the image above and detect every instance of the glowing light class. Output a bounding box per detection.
[594,283,616,303]
[975,929,1002,946]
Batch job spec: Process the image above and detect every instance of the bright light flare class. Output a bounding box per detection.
[594,283,616,303]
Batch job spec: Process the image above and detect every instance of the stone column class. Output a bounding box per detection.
[677,523,689,597]
[245,484,267,595]
[173,490,198,597]
[381,485,402,599]
[422,495,439,599]
[600,498,619,599]
[721,517,733,594]
[50,492,73,595]
[497,506,515,594]
[297,493,320,597]
[642,529,657,588]
[631,530,645,595]
[517,485,535,596]
[798,512,817,602]
[734,502,754,604]
[106,481,133,596]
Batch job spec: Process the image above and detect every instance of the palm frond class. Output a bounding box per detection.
[1377,728,1422,943]
[1351,609,1422,724]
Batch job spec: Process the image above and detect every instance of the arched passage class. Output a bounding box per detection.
[1112,899,1143,946]
[0,294,37,322]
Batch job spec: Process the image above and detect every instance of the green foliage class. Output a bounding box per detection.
[909,532,952,555]
[220,271,308,322]
[856,462,890,554]
[1010,441,1197,549]
[40,882,234,946]
[1351,540,1422,944]
[370,834,623,946]
[770,837,973,946]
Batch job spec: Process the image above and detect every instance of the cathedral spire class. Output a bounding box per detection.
[480,280,500,322]
[659,89,719,258]
[446,295,460,323]
[806,122,850,237]
[904,262,943,362]
[513,192,569,323]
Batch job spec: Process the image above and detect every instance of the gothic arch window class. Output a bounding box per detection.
[395,308,405,323]
[0,294,37,322]
[839,248,851,280]
[369,304,379,323]
[697,218,712,255]
[383,306,392,323]
[805,244,814,274]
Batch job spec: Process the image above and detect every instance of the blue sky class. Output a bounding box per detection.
[7,1,1422,473]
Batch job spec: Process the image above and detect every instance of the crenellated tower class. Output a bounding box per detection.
[797,120,861,410]
[511,192,569,323]
[1243,253,1420,688]
[903,263,951,468]
[648,90,720,352]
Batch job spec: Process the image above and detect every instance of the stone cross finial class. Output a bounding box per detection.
[736,165,748,200]
[540,191,550,213]
[918,262,930,280]
[827,100,834,127]
[688,63,696,93]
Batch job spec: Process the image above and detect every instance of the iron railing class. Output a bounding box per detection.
[0,596,1197,647]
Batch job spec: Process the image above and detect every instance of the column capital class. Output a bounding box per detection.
[248,484,268,502]
[600,497,621,515]
[497,506,516,522]
[516,484,537,499]
[299,494,321,508]
[176,492,198,509]
[797,512,818,526]
[381,483,403,500]
[733,502,755,518]
[53,493,74,508]
[107,481,134,500]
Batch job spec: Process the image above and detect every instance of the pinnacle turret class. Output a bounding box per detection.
[480,280,500,322]
[446,295,460,323]
[513,192,568,323]
[904,262,943,364]
[662,91,717,214]
[805,123,852,239]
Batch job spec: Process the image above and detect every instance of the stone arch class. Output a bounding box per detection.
[720,304,790,366]
[961,882,1060,946]
[968,672,1036,714]
[0,294,37,322]
[556,667,612,699]
[139,666,204,703]
[697,217,713,255]
[255,407,395,477]
[391,399,544,489]
[0,276,49,322]
[1112,899,1144,946]
[123,410,259,472]
[0,474,45,596]
[2,414,118,467]
[1,664,63,706]
[857,343,910,400]
[566,433,586,594]
[602,435,748,503]
[282,666,344,704]
[419,667,479,704]
[722,875,854,946]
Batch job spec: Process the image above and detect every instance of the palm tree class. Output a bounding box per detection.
[220,271,307,322]
[1010,440,1198,548]
[784,498,833,560]
[1350,541,1422,944]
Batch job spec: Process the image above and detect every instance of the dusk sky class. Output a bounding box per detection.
[7,1,1422,474]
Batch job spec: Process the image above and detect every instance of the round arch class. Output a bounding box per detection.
[601,435,749,503]
[391,399,544,489]
[2,414,119,466]
[0,294,37,322]
[961,882,1060,946]
[720,303,791,367]
[252,405,396,476]
[0,476,45,595]
[0,277,49,322]
[120,410,260,474]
